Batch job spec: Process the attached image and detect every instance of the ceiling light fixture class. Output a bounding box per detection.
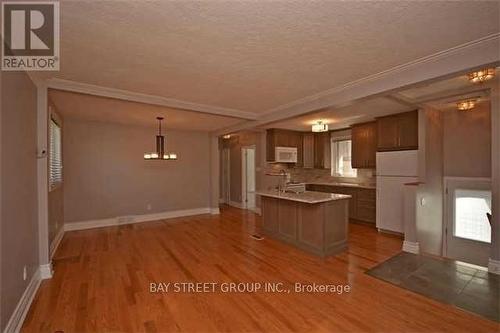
[312,121,328,132]
[468,68,495,83]
[223,134,231,139]
[144,117,177,160]
[457,100,476,111]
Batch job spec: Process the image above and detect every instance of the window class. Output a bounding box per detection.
[454,189,491,243]
[49,118,62,190]
[331,139,357,177]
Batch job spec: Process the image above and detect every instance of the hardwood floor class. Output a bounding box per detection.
[23,206,497,332]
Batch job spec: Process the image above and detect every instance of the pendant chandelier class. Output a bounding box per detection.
[143,117,177,160]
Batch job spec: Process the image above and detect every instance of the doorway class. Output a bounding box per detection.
[242,146,256,210]
[221,148,230,204]
[444,177,492,267]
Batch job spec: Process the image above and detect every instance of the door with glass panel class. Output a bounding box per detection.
[444,178,491,266]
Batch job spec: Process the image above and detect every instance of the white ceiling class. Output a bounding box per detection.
[267,67,500,131]
[31,1,499,118]
[49,90,243,131]
[264,96,414,131]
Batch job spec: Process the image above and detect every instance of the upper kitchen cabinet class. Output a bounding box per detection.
[314,132,331,169]
[266,129,303,165]
[302,133,315,168]
[377,110,418,151]
[351,121,377,169]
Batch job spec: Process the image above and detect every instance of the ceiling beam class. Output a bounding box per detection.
[46,78,259,121]
[214,33,500,136]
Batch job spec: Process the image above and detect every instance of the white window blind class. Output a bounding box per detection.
[49,118,62,190]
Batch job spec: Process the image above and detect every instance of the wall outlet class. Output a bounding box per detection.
[23,266,27,281]
[147,204,152,211]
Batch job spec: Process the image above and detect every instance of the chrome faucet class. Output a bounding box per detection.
[277,169,288,193]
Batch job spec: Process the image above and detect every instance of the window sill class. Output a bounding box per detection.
[331,174,358,178]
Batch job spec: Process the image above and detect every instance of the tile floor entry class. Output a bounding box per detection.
[366,252,499,322]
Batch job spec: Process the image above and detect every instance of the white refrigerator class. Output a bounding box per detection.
[376,150,419,233]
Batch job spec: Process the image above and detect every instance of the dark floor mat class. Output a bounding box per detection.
[366,252,499,322]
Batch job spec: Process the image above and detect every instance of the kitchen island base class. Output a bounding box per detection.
[261,195,349,257]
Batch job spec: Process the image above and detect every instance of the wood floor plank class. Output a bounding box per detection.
[22,205,498,332]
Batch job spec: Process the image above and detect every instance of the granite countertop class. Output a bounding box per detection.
[257,190,351,204]
[306,182,376,190]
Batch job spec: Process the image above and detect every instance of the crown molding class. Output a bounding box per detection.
[46,78,258,121]
[216,33,500,135]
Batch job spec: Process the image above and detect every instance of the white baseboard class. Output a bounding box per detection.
[402,241,420,254]
[40,263,53,279]
[3,267,42,333]
[252,207,262,215]
[64,207,212,232]
[49,226,65,260]
[228,201,244,209]
[488,258,500,275]
[210,207,220,215]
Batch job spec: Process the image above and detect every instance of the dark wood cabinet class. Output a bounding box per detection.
[397,111,419,149]
[351,121,377,169]
[302,133,315,168]
[305,184,376,223]
[266,129,303,164]
[313,132,331,169]
[267,129,329,169]
[377,110,418,151]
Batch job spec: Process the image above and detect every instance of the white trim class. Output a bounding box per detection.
[46,78,257,121]
[39,263,53,279]
[36,84,50,274]
[252,207,262,215]
[64,207,212,231]
[443,176,491,182]
[214,34,500,136]
[488,258,500,275]
[49,226,64,260]
[3,268,42,333]
[402,241,420,254]
[210,208,220,215]
[228,201,245,209]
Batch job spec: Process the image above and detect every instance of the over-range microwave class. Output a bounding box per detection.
[275,147,297,163]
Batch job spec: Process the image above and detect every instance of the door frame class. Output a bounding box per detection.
[241,145,256,210]
[443,176,492,265]
[221,148,230,204]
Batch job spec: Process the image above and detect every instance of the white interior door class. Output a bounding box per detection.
[445,178,491,267]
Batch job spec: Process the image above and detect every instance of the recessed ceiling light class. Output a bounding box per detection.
[468,68,495,84]
[312,121,328,132]
[457,100,476,111]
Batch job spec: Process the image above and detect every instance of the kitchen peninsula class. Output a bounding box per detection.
[257,190,351,257]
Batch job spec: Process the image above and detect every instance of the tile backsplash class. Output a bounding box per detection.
[261,163,375,190]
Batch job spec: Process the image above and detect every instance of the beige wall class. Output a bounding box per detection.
[48,101,64,252]
[63,119,211,223]
[443,102,491,177]
[1,72,39,330]
[416,108,444,256]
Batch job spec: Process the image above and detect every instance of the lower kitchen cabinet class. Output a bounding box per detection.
[306,184,376,224]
